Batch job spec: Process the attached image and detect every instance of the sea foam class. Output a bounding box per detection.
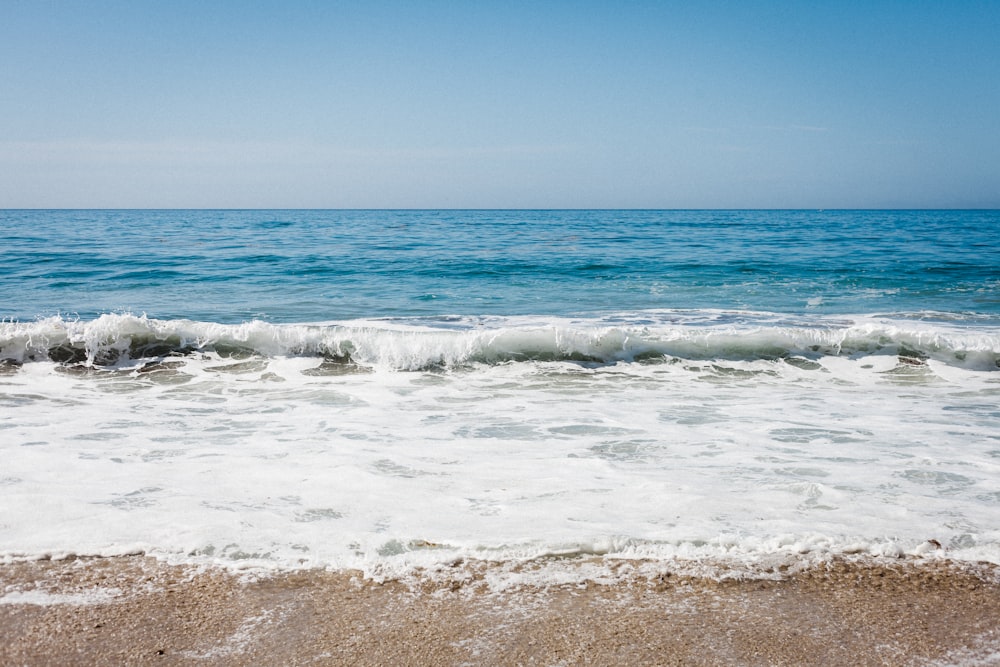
[1,310,998,580]
[3,311,998,371]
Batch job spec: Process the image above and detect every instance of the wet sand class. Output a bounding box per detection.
[2,555,1000,666]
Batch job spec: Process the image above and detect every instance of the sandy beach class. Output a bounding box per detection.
[2,555,999,666]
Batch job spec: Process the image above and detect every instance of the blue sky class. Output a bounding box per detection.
[1,1,998,208]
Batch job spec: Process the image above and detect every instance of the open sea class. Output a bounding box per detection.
[2,209,999,582]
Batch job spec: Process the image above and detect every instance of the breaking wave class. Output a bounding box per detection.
[2,311,999,371]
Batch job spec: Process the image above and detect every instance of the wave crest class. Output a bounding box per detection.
[1,312,998,371]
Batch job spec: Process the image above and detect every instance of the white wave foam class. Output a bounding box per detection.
[2,311,998,370]
[3,310,999,583]
[0,587,122,606]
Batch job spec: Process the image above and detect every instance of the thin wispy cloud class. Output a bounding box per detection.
[756,125,830,133]
[0,140,573,164]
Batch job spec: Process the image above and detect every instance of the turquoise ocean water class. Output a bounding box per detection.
[1,209,999,580]
[3,209,998,324]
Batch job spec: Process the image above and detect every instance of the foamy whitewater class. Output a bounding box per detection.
[1,210,998,581]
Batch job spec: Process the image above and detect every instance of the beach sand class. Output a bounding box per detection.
[2,555,999,666]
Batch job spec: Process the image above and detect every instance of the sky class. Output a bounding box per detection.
[1,1,998,208]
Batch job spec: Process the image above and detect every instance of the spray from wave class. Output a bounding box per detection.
[2,311,998,371]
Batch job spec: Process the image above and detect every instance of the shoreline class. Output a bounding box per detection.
[3,555,1000,665]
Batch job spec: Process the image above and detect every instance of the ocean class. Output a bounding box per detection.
[1,209,999,582]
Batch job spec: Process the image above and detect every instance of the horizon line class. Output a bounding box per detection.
[3,207,998,212]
